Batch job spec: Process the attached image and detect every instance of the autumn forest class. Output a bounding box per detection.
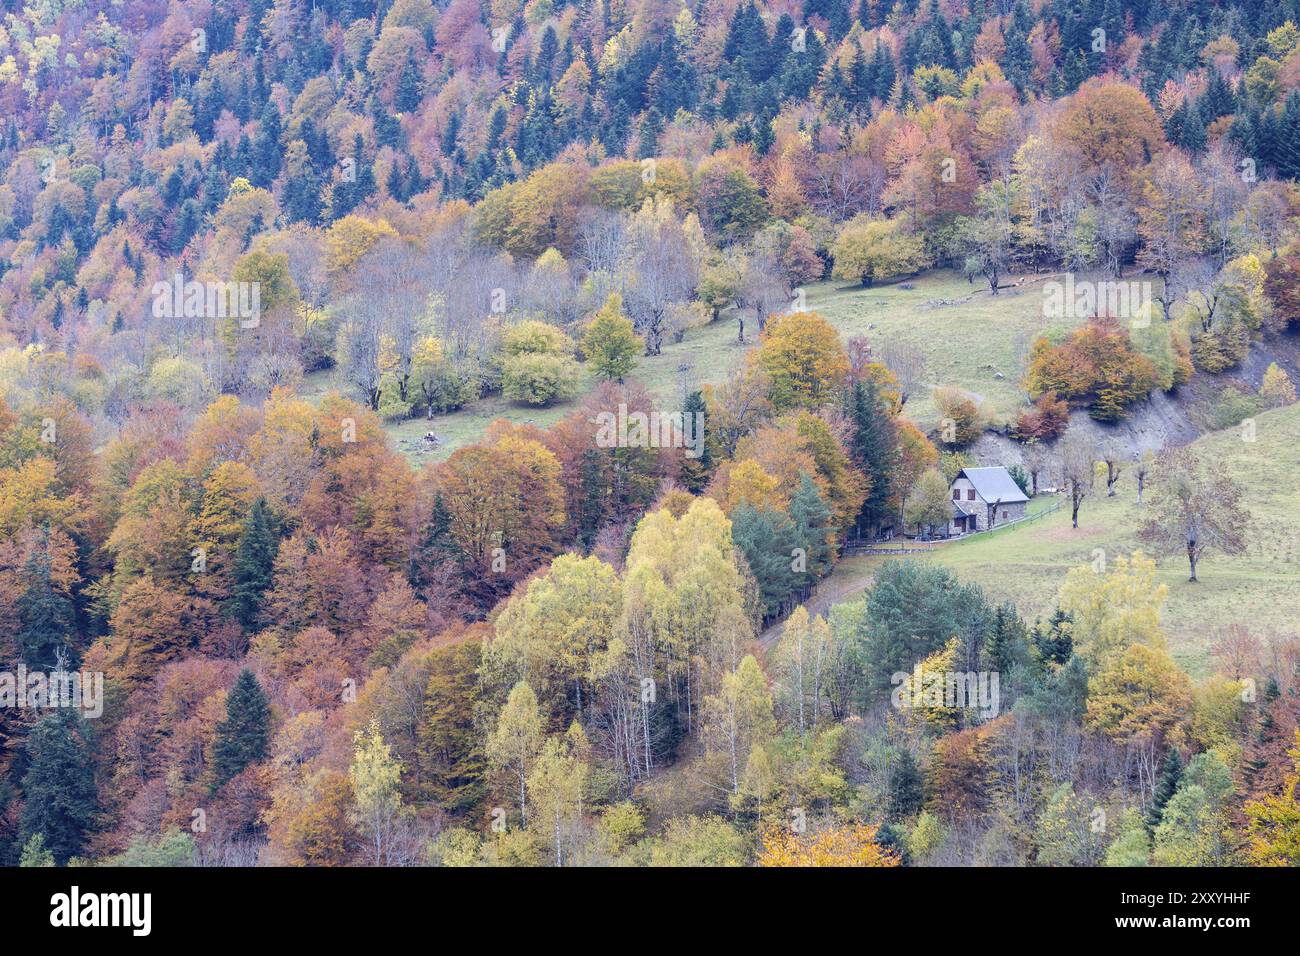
[0,0,1299,876]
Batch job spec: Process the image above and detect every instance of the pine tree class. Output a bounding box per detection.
[16,543,75,669]
[395,54,422,113]
[844,378,898,537]
[887,749,925,820]
[679,390,714,493]
[230,498,278,631]
[788,471,834,589]
[411,491,460,586]
[211,669,271,792]
[19,711,97,865]
[1147,748,1184,831]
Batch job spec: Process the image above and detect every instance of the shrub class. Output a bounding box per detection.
[1211,384,1265,429]
[501,352,579,406]
[1012,390,1070,441]
[1260,362,1297,407]
[933,386,986,447]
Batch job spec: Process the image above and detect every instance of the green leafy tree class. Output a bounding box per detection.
[903,468,951,537]
[486,681,544,827]
[18,833,55,867]
[832,216,931,287]
[419,639,487,814]
[1152,753,1235,866]
[580,293,641,381]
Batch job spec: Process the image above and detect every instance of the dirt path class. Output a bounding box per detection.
[756,565,878,655]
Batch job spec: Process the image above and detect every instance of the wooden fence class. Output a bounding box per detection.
[844,499,1063,555]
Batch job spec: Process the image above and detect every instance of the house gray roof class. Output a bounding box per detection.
[955,467,1029,504]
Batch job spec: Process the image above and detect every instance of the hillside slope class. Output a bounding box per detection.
[807,401,1300,675]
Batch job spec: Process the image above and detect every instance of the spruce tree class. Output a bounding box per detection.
[844,378,898,538]
[1032,607,1074,666]
[788,471,834,589]
[230,498,278,631]
[637,108,663,159]
[395,54,422,113]
[1147,748,1184,831]
[1180,102,1207,153]
[19,711,97,865]
[411,491,461,585]
[731,503,801,618]
[678,390,714,493]
[986,602,1029,674]
[211,669,271,792]
[887,749,925,820]
[16,543,75,669]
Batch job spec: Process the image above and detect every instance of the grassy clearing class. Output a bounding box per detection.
[794,269,1064,427]
[813,402,1300,676]
[302,268,1078,462]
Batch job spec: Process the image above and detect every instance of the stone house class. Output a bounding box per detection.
[948,466,1029,535]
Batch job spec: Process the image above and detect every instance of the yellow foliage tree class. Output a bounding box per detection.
[753,311,849,411]
[759,823,900,867]
[1058,551,1168,664]
[1244,730,1300,866]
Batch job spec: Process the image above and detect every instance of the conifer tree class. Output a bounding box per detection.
[888,749,925,820]
[678,390,714,493]
[844,378,898,537]
[17,543,75,669]
[788,471,834,589]
[230,498,278,631]
[1147,748,1184,831]
[211,669,271,792]
[19,711,97,865]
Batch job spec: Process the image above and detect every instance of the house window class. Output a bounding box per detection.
[1002,510,1009,520]
[967,489,976,501]
[952,489,960,500]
